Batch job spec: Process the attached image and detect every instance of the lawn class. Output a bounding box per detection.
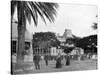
[12,59,97,74]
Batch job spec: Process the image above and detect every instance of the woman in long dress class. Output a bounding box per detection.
[56,53,62,68]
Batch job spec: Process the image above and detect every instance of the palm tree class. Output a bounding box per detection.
[92,15,98,30]
[92,22,97,30]
[11,0,59,64]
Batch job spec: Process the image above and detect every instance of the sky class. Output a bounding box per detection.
[14,3,98,37]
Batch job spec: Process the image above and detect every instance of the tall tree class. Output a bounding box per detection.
[92,22,97,30]
[32,32,60,48]
[76,35,97,53]
[11,0,59,64]
[92,15,98,30]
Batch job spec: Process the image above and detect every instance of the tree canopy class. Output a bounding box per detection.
[76,35,97,53]
[32,32,60,49]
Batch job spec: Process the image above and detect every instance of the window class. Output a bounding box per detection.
[11,41,16,54]
[25,42,30,50]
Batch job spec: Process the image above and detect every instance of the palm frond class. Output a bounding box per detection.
[30,2,47,25]
[11,1,59,26]
[25,2,37,26]
[36,2,55,22]
[28,2,38,26]
[29,2,58,25]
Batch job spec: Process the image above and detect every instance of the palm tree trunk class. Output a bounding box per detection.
[15,24,25,69]
[16,2,26,65]
[17,25,25,63]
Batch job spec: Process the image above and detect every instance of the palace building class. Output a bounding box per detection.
[57,29,74,46]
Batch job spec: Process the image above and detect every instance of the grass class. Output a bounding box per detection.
[12,59,97,74]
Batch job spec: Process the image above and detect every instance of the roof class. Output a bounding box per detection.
[57,37,66,42]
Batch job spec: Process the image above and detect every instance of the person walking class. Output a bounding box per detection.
[56,53,62,68]
[44,55,49,66]
[65,54,70,66]
[33,54,41,70]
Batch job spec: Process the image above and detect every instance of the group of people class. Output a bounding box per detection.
[56,53,70,68]
[33,54,49,70]
[33,53,70,70]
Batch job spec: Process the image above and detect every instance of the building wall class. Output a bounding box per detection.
[51,47,58,56]
[51,47,63,56]
[11,22,33,41]
[11,22,33,62]
[70,47,84,55]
